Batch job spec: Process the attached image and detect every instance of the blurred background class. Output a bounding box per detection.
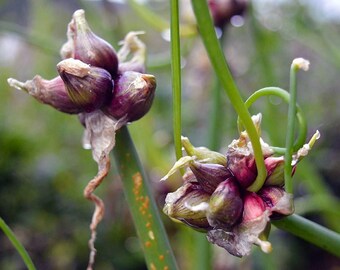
[0,0,339,269]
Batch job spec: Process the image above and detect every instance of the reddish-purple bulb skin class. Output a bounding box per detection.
[189,161,232,194]
[8,75,84,114]
[208,178,243,228]
[57,59,113,113]
[64,9,119,78]
[103,71,156,122]
[242,192,266,222]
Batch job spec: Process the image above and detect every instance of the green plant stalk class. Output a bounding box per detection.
[208,31,227,151]
[207,72,223,151]
[297,161,340,232]
[170,0,183,161]
[192,232,212,270]
[0,217,36,270]
[113,126,178,270]
[284,64,299,193]
[273,214,340,257]
[191,0,266,192]
[294,195,340,217]
[237,86,307,154]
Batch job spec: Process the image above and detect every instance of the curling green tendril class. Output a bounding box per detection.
[237,87,308,155]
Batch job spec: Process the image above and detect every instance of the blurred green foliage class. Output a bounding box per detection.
[0,0,339,269]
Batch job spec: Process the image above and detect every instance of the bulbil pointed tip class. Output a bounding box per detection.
[8,75,84,114]
[7,78,28,92]
[117,31,146,73]
[61,9,119,77]
[189,161,231,193]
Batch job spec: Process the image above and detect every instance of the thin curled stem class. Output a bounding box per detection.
[237,87,308,154]
[284,63,300,193]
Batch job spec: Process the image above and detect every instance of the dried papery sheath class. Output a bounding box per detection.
[61,9,118,77]
[189,161,231,193]
[79,110,125,269]
[292,130,320,165]
[207,178,243,228]
[7,76,83,114]
[103,71,156,122]
[117,31,146,73]
[181,136,227,165]
[57,58,113,112]
[160,156,196,181]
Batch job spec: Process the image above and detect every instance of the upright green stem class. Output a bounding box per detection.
[193,232,212,270]
[207,73,223,151]
[0,217,36,270]
[113,127,178,270]
[170,0,182,161]
[273,214,340,257]
[284,63,299,193]
[191,0,266,192]
[208,32,227,151]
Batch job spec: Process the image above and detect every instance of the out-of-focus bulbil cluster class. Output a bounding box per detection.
[162,114,319,257]
[7,9,156,270]
[208,0,248,28]
[181,0,248,29]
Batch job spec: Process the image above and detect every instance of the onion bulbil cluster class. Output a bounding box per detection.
[8,9,156,122]
[7,9,155,270]
[162,114,319,257]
